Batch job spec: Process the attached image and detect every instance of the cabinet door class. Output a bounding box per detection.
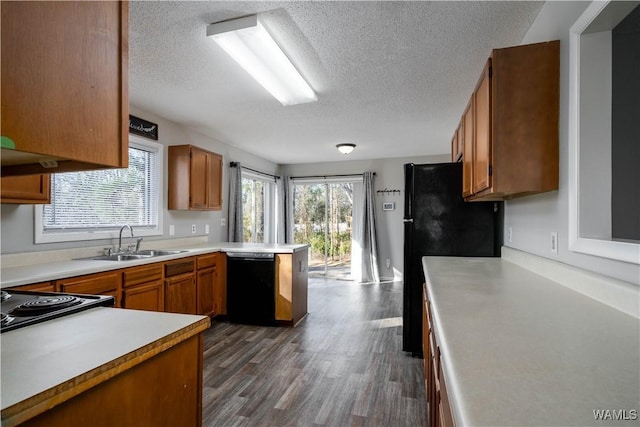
[450,133,458,163]
[123,281,164,312]
[462,101,474,198]
[1,1,128,176]
[189,147,209,209]
[165,273,196,314]
[207,152,223,210]
[1,175,50,204]
[58,271,122,307]
[473,60,492,194]
[196,267,216,316]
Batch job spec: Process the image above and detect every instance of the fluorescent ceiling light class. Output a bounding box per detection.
[336,143,356,154]
[206,15,317,106]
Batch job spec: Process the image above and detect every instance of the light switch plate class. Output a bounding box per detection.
[205,224,210,234]
[169,225,175,236]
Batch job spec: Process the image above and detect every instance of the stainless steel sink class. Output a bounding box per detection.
[134,249,188,256]
[77,249,188,262]
[90,254,152,261]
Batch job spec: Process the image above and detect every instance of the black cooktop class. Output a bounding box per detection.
[0,290,114,333]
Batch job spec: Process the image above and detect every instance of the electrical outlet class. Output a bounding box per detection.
[386,259,391,269]
[205,224,210,234]
[169,225,175,236]
[221,218,226,227]
[508,227,513,243]
[191,224,196,234]
[550,231,558,254]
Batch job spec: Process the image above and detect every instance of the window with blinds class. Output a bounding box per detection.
[35,139,163,243]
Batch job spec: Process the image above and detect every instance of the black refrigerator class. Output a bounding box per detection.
[402,162,503,355]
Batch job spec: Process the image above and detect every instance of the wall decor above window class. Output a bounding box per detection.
[129,115,158,140]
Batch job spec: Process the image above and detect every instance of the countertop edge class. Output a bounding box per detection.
[1,316,211,427]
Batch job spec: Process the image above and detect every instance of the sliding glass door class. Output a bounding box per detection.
[293,181,354,279]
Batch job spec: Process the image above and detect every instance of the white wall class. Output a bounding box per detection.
[505,1,640,285]
[580,30,612,240]
[280,154,449,280]
[0,107,278,254]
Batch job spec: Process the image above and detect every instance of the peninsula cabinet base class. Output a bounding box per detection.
[14,334,204,427]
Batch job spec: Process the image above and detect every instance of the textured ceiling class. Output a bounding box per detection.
[130,1,544,165]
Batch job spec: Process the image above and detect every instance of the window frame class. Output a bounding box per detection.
[34,135,164,244]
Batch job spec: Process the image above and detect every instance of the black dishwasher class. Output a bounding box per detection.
[226,252,276,326]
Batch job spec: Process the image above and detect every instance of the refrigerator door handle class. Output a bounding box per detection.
[403,219,414,223]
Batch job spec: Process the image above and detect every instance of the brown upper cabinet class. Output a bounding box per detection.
[1,174,51,204]
[168,145,223,211]
[0,1,129,177]
[455,41,560,201]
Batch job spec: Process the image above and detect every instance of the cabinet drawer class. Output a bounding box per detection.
[58,272,120,294]
[123,263,163,287]
[6,281,55,292]
[197,253,217,270]
[57,271,121,307]
[165,258,195,278]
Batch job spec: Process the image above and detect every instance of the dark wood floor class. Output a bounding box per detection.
[201,277,427,426]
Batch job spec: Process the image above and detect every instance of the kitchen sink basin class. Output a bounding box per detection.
[77,249,188,262]
[90,254,152,261]
[133,249,188,256]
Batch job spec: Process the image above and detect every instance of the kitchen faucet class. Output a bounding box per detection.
[118,225,135,254]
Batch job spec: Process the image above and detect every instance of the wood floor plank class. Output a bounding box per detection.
[202,278,427,426]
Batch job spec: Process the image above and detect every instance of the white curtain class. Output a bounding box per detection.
[227,162,243,242]
[360,172,380,283]
[277,176,293,244]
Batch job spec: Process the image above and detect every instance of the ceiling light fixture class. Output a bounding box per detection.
[336,143,356,154]
[206,15,317,106]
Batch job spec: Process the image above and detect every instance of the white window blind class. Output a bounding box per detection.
[36,139,162,243]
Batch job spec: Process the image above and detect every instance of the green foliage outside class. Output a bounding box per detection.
[293,183,353,265]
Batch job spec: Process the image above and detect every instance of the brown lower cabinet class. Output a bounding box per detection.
[16,333,204,427]
[6,251,234,318]
[275,250,308,325]
[196,253,217,316]
[122,264,164,312]
[423,284,456,427]
[165,258,196,315]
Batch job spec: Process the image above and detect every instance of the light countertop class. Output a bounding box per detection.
[422,256,640,427]
[1,307,210,425]
[0,242,309,288]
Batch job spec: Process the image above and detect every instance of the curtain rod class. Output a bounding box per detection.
[230,162,280,180]
[291,172,375,179]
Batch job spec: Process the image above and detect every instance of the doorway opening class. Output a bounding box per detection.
[293,181,354,280]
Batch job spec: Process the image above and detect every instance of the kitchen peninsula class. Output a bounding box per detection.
[1,308,210,427]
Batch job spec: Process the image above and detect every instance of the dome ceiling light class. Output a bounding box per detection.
[336,143,356,154]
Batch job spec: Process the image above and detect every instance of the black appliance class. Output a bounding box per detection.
[226,252,276,326]
[403,162,503,355]
[1,289,115,333]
